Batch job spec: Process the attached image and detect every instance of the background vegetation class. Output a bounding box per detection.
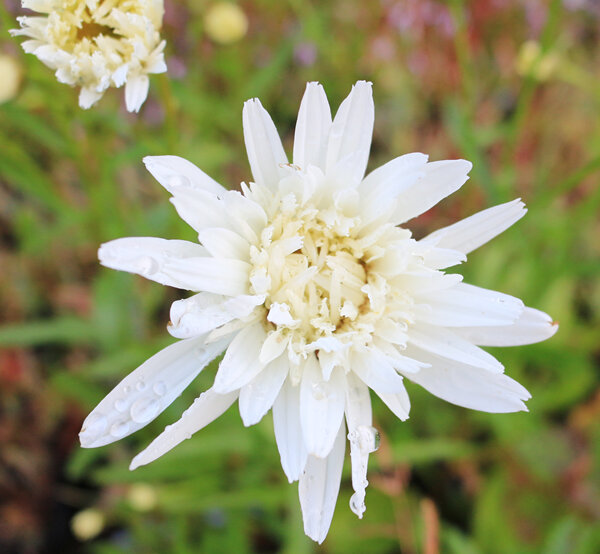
[1,0,599,552]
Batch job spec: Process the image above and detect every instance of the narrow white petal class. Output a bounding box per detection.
[454,307,558,346]
[169,188,233,234]
[161,256,251,296]
[351,350,408,395]
[300,359,346,458]
[376,388,411,421]
[129,387,238,469]
[273,377,308,482]
[243,98,288,190]
[408,323,504,373]
[392,159,473,224]
[125,74,149,113]
[79,87,103,109]
[168,292,264,339]
[293,82,332,171]
[238,354,289,426]
[98,237,207,289]
[422,198,527,254]
[80,337,228,448]
[404,346,530,413]
[299,420,346,544]
[143,155,226,196]
[259,329,289,364]
[358,153,428,223]
[326,80,374,185]
[344,373,374,519]
[197,227,250,261]
[213,323,267,393]
[413,282,524,327]
[224,191,268,242]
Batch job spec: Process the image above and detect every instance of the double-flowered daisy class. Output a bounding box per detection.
[80,81,557,543]
[11,0,166,112]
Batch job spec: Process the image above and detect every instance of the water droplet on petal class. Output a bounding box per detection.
[355,425,380,453]
[136,380,147,392]
[115,399,128,412]
[110,421,130,438]
[168,175,191,189]
[311,383,326,400]
[123,385,132,394]
[153,381,167,396]
[130,397,160,424]
[136,256,159,276]
[349,492,366,518]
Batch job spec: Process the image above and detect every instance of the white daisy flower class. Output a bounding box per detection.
[80,81,558,543]
[10,0,167,112]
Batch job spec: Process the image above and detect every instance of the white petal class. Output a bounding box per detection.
[213,323,267,393]
[299,420,346,544]
[325,80,374,185]
[454,307,558,346]
[98,237,207,289]
[300,359,346,458]
[160,256,251,295]
[80,337,228,448]
[273,377,308,482]
[422,198,527,254]
[344,373,373,519]
[169,188,232,234]
[197,227,250,261]
[293,82,332,171]
[259,329,289,364]
[404,346,530,413]
[79,86,103,109]
[224,190,268,241]
[243,98,288,190]
[408,323,504,373]
[413,282,524,327]
[168,292,264,339]
[238,354,289,426]
[125,74,149,113]
[129,387,238,469]
[392,159,473,224]
[376,388,411,421]
[358,153,428,223]
[143,155,226,196]
[351,350,408,395]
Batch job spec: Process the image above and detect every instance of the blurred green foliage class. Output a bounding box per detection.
[1,0,599,553]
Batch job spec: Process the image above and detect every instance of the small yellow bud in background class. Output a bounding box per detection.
[204,3,248,45]
[127,483,158,512]
[0,54,22,104]
[516,40,560,81]
[71,508,105,541]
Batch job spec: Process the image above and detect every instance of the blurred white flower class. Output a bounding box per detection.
[0,54,22,103]
[80,81,557,543]
[10,0,167,112]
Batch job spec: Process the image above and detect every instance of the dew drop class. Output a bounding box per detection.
[355,425,380,453]
[130,397,160,424]
[115,398,128,413]
[110,421,130,438]
[136,380,147,392]
[153,381,167,396]
[349,492,366,518]
[136,256,159,276]
[311,383,326,400]
[123,385,132,394]
[168,175,191,189]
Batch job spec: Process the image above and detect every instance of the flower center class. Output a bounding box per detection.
[248,193,389,360]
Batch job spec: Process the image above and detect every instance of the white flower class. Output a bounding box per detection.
[10,0,167,112]
[80,81,558,543]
